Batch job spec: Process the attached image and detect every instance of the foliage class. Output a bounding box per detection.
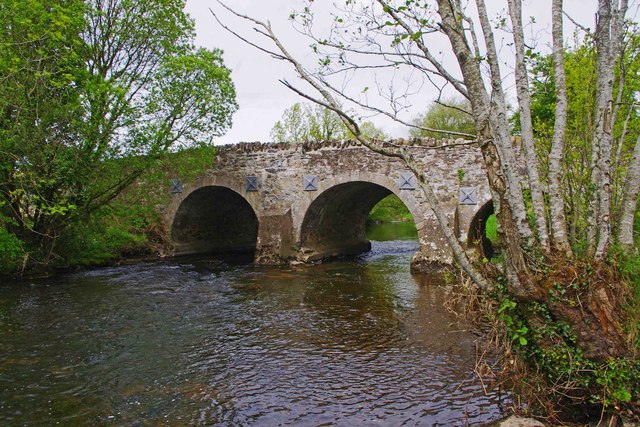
[0,225,24,275]
[270,102,386,142]
[485,214,499,246]
[409,97,476,139]
[57,214,148,267]
[611,211,640,349]
[368,195,412,223]
[0,0,237,269]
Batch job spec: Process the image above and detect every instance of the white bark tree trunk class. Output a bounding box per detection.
[548,0,573,257]
[437,0,537,297]
[590,0,628,259]
[473,0,534,247]
[507,0,550,252]
[619,135,640,251]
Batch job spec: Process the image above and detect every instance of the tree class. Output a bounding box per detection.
[271,103,312,142]
[0,0,87,262]
[212,0,639,417]
[270,102,386,142]
[523,30,640,252]
[409,97,476,139]
[0,0,237,265]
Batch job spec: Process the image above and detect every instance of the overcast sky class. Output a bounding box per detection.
[184,1,603,145]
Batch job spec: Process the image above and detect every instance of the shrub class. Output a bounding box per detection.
[57,217,147,267]
[0,228,25,275]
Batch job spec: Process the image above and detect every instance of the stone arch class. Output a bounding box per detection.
[467,199,495,259]
[293,174,422,262]
[169,182,259,256]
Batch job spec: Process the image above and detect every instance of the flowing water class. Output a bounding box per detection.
[0,223,506,426]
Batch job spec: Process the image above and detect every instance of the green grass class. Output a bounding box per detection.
[368,194,413,223]
[485,213,499,245]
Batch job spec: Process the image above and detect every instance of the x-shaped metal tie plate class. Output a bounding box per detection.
[170,179,183,194]
[398,172,416,190]
[459,187,478,205]
[303,175,318,191]
[245,176,258,192]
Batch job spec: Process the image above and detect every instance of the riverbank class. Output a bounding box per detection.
[491,415,640,426]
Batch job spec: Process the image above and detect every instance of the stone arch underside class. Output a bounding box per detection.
[467,200,495,259]
[299,181,411,261]
[170,186,258,256]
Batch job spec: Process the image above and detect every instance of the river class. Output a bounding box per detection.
[0,223,506,425]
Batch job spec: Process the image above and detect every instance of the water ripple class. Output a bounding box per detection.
[0,238,507,425]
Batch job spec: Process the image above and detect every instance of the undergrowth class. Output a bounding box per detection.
[0,226,25,275]
[445,263,640,425]
[57,210,149,267]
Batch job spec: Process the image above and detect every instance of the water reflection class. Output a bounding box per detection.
[0,223,505,425]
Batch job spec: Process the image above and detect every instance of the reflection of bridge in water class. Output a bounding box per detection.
[164,139,496,270]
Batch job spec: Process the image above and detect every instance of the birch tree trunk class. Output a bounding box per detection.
[548,0,573,257]
[618,135,640,250]
[474,0,534,248]
[589,0,628,259]
[437,0,538,298]
[507,0,550,252]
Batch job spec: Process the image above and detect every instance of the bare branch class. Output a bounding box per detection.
[376,0,469,98]
[382,140,481,150]
[563,10,592,34]
[320,78,477,138]
[208,7,289,62]
[433,99,472,117]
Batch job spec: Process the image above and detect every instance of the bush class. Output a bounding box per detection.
[485,213,499,245]
[0,228,25,275]
[57,216,148,267]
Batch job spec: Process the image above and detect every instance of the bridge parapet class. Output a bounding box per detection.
[215,137,480,155]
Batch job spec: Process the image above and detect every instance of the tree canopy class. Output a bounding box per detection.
[270,102,386,142]
[0,0,237,264]
[409,97,476,139]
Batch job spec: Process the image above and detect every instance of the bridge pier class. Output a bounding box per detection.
[254,209,295,264]
[410,213,455,272]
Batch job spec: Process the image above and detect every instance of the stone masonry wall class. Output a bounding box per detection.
[164,138,491,269]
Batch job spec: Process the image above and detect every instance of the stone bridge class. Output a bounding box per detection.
[164,138,495,270]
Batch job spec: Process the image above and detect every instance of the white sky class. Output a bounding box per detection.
[184,0,602,145]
